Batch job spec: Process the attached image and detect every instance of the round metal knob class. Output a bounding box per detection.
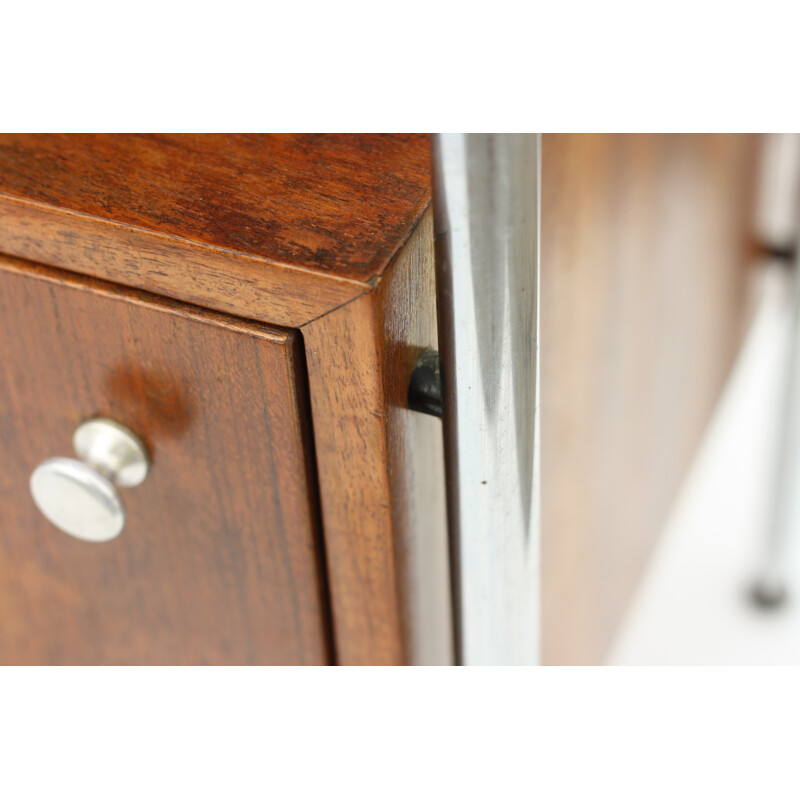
[30,418,150,542]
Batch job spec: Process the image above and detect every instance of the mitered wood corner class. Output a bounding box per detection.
[0,134,441,666]
[302,206,451,666]
[0,134,432,327]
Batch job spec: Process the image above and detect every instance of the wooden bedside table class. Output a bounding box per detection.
[0,134,449,665]
[0,134,758,665]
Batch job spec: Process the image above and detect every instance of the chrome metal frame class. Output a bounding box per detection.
[753,134,800,607]
[431,134,541,664]
[754,254,800,606]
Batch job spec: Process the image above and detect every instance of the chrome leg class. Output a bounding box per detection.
[754,255,800,608]
[753,134,800,608]
[431,134,541,664]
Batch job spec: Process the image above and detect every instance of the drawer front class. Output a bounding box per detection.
[0,258,331,664]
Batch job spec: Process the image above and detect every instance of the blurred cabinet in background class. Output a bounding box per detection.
[541,134,759,664]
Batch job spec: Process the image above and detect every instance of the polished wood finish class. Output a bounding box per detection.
[540,133,759,664]
[377,208,452,666]
[0,133,435,666]
[0,135,431,327]
[304,293,403,664]
[0,193,364,329]
[0,134,430,282]
[303,208,451,665]
[0,256,331,665]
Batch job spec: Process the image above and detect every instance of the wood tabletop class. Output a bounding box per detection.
[0,134,431,284]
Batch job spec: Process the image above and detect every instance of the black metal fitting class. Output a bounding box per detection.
[407,349,443,418]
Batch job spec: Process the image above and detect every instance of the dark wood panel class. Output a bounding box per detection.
[0,195,370,327]
[0,192,365,329]
[540,133,759,664]
[0,134,431,281]
[0,256,331,665]
[0,133,438,666]
[303,291,404,664]
[301,208,451,665]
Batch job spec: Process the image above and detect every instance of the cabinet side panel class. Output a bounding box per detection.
[378,208,453,665]
[303,293,406,665]
[303,210,450,665]
[541,134,759,664]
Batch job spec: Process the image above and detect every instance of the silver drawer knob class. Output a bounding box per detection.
[30,418,150,542]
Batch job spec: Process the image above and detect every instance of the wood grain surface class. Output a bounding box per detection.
[302,209,452,665]
[0,134,436,666]
[378,208,453,665]
[0,134,431,281]
[0,193,366,329]
[0,135,431,327]
[303,292,404,664]
[0,256,332,665]
[540,133,759,664]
